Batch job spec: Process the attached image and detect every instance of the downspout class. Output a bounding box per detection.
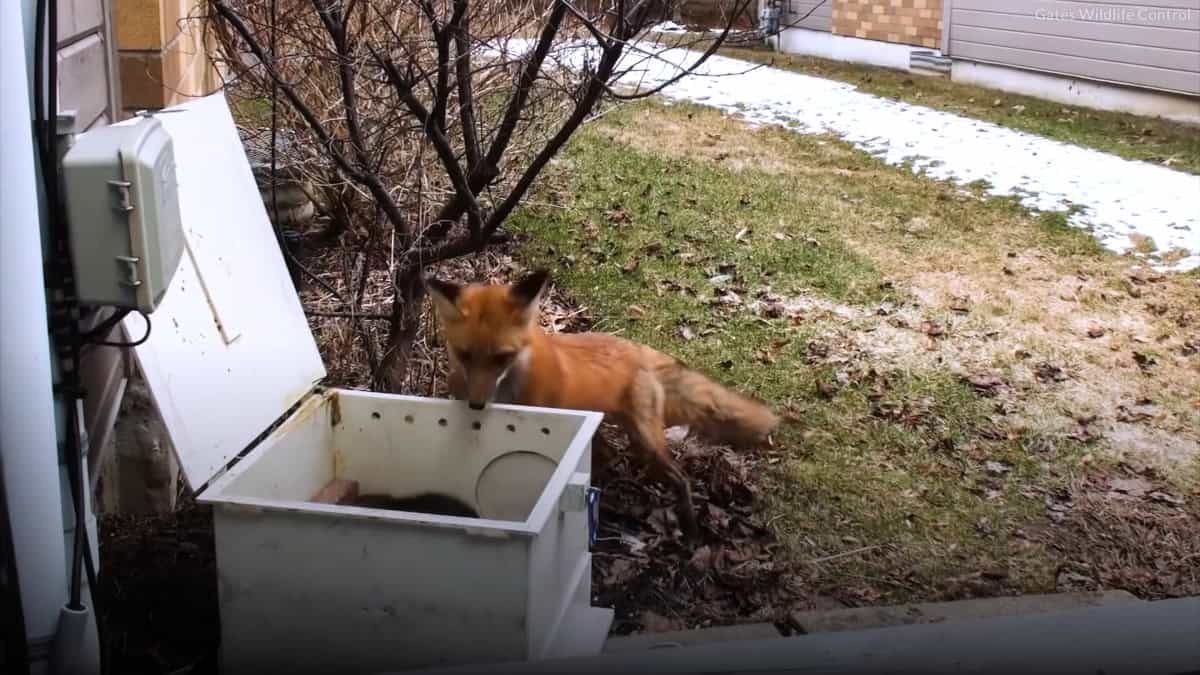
[0,0,70,671]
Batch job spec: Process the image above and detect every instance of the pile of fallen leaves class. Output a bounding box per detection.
[589,426,801,635]
[1030,462,1198,600]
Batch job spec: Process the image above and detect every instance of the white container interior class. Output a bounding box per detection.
[119,93,612,674]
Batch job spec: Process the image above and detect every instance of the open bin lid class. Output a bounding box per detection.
[118,94,327,491]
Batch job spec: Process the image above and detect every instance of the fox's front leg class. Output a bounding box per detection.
[446,364,467,401]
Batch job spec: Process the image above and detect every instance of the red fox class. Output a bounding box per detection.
[424,268,780,540]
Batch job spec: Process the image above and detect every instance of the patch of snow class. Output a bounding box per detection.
[648,21,689,34]
[487,39,1200,272]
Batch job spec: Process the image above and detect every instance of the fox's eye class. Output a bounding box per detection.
[456,349,472,364]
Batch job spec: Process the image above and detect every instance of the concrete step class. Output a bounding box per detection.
[790,590,1142,635]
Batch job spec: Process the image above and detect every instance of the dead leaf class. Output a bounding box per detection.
[603,558,639,586]
[1108,477,1152,498]
[678,323,695,341]
[965,373,1005,395]
[1116,405,1153,424]
[688,545,715,574]
[665,426,690,444]
[1148,491,1185,507]
[648,508,675,534]
[920,321,945,337]
[1132,351,1157,372]
[606,207,631,225]
[985,460,1011,476]
[734,227,750,242]
[949,295,971,313]
[640,611,682,633]
[1056,570,1098,592]
[1086,325,1106,339]
[1182,339,1198,357]
[1035,362,1068,383]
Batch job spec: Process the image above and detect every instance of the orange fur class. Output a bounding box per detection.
[424,269,780,540]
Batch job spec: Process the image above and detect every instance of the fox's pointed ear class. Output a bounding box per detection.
[510,268,551,310]
[424,275,463,320]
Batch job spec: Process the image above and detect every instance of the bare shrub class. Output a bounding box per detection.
[199,0,751,391]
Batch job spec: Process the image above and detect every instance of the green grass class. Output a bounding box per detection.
[504,100,1127,602]
[652,34,1200,174]
[1033,209,1107,257]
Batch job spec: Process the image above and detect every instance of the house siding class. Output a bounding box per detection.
[947,0,1200,96]
[788,0,834,32]
[55,0,120,132]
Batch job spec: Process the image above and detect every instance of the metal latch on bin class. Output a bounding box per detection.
[560,472,601,550]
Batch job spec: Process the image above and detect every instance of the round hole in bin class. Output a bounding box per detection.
[506,424,516,432]
[438,418,448,427]
[475,451,556,522]
[540,427,550,435]
[471,421,482,431]
[404,414,414,424]
[371,411,381,420]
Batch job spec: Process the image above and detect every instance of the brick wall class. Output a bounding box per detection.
[831,0,943,49]
[114,0,220,117]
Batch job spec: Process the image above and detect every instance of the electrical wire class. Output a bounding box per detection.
[81,308,152,352]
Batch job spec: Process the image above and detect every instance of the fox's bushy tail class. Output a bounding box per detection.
[660,364,779,448]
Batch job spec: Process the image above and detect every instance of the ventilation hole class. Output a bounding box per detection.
[438,418,448,427]
[403,414,414,424]
[540,427,550,435]
[506,424,516,433]
[371,412,381,420]
[471,421,482,431]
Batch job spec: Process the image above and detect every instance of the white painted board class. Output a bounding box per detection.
[120,93,327,490]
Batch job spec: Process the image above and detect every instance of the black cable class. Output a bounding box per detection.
[33,0,46,172]
[80,308,132,341]
[83,310,152,350]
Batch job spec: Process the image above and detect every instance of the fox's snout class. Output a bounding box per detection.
[465,370,501,410]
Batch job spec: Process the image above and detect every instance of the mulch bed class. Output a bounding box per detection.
[97,496,220,675]
[589,426,803,635]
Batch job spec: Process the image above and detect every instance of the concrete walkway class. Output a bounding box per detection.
[405,594,1200,674]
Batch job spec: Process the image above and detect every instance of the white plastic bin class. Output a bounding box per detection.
[204,390,607,673]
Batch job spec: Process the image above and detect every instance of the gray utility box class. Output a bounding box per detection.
[61,114,184,313]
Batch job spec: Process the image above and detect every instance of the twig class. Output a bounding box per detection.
[304,309,392,321]
[805,545,882,565]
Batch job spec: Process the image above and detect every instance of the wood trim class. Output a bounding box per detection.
[941,0,953,54]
